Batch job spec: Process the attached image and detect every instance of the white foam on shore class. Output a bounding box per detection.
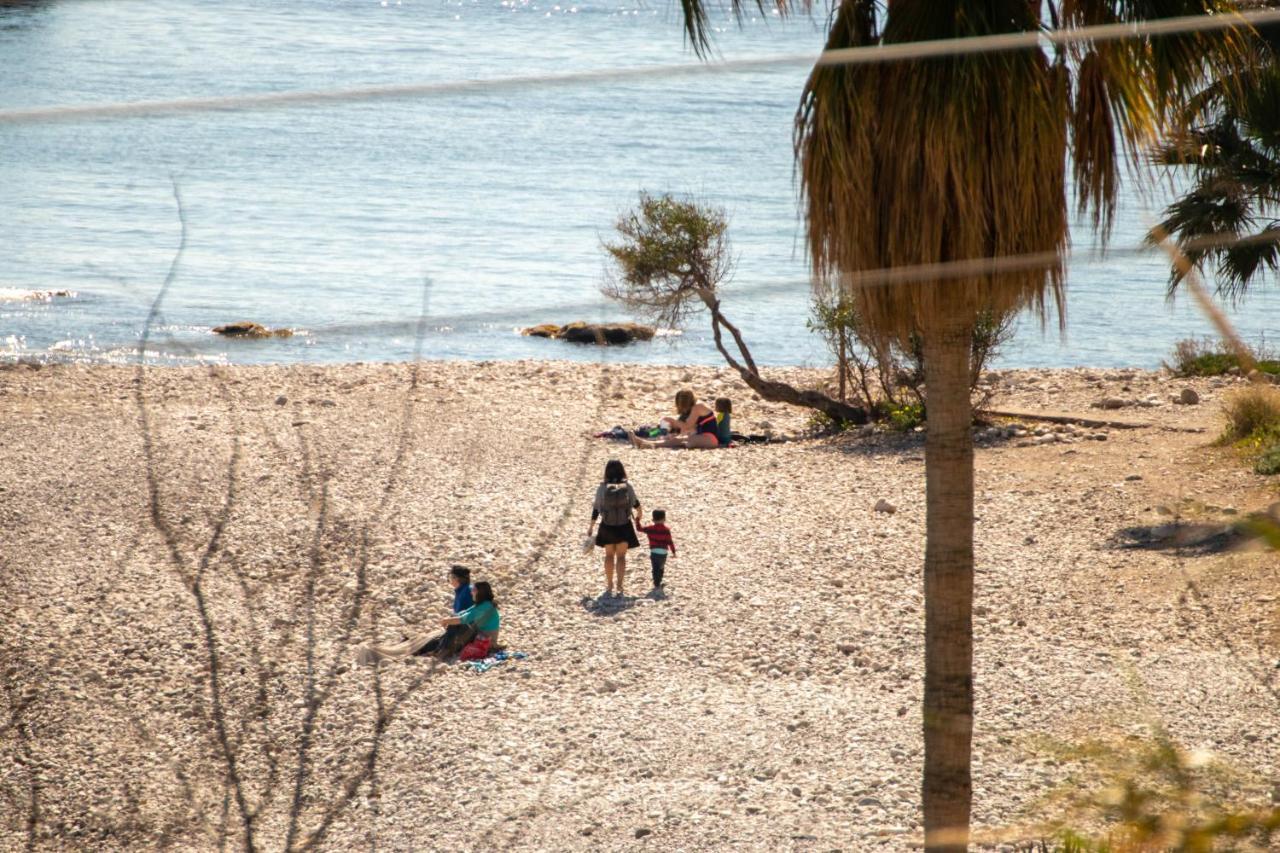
[0,288,76,302]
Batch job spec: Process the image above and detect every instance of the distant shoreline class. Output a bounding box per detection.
[0,352,1178,373]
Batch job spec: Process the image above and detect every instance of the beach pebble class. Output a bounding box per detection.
[874,499,896,514]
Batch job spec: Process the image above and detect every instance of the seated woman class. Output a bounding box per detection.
[358,566,477,665]
[437,580,500,657]
[630,390,721,450]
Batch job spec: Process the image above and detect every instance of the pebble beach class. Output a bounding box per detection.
[1,358,1277,850]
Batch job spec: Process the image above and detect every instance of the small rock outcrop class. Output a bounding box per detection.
[520,322,655,345]
[212,322,293,339]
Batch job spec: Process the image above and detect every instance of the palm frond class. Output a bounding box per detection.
[1217,222,1280,296]
[1062,0,1253,234]
[677,0,809,58]
[797,0,1067,341]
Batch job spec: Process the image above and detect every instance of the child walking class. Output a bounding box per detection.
[637,509,676,590]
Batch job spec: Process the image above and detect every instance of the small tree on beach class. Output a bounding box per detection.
[808,287,1015,411]
[676,1,1250,849]
[602,191,868,425]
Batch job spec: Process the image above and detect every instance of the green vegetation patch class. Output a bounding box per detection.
[1218,386,1280,476]
[1168,337,1280,377]
[1256,445,1280,476]
[887,402,925,432]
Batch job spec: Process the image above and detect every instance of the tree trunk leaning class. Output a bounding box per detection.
[700,290,868,425]
[920,320,976,852]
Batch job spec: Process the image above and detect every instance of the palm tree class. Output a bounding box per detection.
[677,2,1248,849]
[1151,20,1280,300]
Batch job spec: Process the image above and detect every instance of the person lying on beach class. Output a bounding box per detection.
[588,458,642,598]
[413,565,473,657]
[629,390,723,450]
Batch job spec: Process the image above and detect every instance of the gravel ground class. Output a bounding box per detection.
[0,359,1276,851]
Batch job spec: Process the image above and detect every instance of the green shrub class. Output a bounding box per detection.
[1256,445,1280,475]
[1167,337,1280,377]
[887,402,925,432]
[1220,385,1280,444]
[1045,728,1280,852]
[806,409,860,435]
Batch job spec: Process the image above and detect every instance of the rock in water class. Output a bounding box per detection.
[519,322,656,345]
[521,324,560,338]
[213,321,293,339]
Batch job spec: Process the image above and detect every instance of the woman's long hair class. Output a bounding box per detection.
[603,458,627,483]
[473,581,497,609]
[675,389,695,420]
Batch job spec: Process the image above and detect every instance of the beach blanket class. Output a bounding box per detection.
[463,650,529,674]
[594,425,668,441]
[594,426,630,441]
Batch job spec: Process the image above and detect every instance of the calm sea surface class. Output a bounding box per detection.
[1,0,1276,368]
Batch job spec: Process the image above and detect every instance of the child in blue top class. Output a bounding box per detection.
[450,565,474,613]
[414,565,473,656]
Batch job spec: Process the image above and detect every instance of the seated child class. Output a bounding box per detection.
[637,509,676,589]
[414,565,473,656]
[714,397,732,447]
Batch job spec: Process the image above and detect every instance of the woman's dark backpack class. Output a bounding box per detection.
[600,483,634,526]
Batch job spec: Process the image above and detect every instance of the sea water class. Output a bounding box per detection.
[1,0,1276,369]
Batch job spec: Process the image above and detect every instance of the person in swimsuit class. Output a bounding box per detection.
[629,389,720,450]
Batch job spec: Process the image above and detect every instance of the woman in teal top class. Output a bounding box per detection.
[441,581,500,644]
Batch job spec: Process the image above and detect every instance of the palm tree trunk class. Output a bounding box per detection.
[920,318,975,853]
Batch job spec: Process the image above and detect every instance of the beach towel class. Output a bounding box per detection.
[463,650,529,674]
[595,426,631,441]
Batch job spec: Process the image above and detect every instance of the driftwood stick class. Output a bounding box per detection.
[982,409,1152,430]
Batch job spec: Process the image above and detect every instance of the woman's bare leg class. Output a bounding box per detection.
[615,544,628,596]
[685,433,718,450]
[630,433,689,450]
[603,545,617,593]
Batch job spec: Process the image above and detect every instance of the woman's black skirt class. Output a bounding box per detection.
[596,521,639,548]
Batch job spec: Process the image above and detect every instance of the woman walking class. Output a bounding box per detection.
[587,458,641,598]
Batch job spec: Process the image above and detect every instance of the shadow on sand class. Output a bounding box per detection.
[578,587,668,615]
[1111,522,1246,555]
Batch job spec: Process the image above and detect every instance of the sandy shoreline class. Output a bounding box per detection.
[1,358,1276,851]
